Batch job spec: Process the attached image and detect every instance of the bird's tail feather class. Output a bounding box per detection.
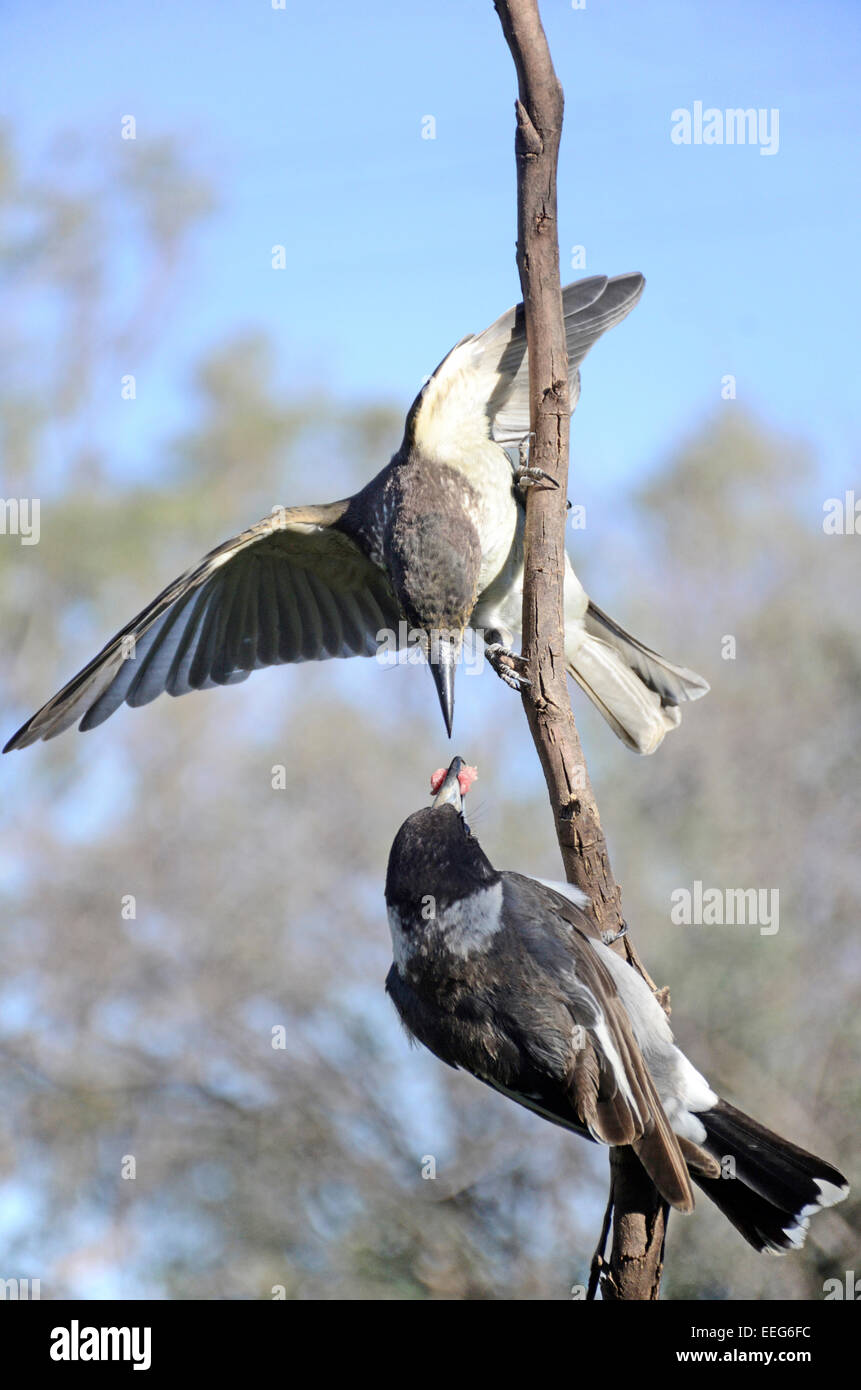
[693,1099,848,1253]
[566,603,708,755]
[584,601,709,706]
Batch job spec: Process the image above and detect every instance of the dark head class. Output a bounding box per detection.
[385,757,498,917]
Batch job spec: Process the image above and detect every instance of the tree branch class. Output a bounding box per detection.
[494,0,667,1301]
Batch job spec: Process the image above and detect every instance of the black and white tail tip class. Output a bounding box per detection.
[695,1100,849,1255]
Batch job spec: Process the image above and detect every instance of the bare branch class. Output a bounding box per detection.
[494,0,667,1300]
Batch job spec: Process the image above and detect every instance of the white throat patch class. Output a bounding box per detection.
[388,880,504,968]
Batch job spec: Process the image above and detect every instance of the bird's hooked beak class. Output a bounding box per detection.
[429,633,460,738]
[432,755,467,813]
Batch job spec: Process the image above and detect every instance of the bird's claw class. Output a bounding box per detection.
[516,433,556,489]
[516,433,568,499]
[601,922,629,946]
[515,465,560,491]
[485,643,531,690]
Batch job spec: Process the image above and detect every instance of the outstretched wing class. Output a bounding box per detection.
[4,503,401,749]
[407,273,645,458]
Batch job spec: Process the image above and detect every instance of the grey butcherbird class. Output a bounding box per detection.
[5,274,707,753]
[384,758,848,1252]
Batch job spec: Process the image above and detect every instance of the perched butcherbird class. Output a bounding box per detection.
[5,274,707,754]
[384,759,849,1253]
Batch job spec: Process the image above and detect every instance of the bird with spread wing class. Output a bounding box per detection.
[5,274,707,754]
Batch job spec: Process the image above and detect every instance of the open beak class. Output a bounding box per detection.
[432,756,466,812]
[429,635,459,738]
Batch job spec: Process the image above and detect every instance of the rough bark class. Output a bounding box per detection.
[494,0,667,1300]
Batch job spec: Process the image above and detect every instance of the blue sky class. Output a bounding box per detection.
[3,0,859,498]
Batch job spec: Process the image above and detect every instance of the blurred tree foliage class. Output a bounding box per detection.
[0,130,856,1300]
